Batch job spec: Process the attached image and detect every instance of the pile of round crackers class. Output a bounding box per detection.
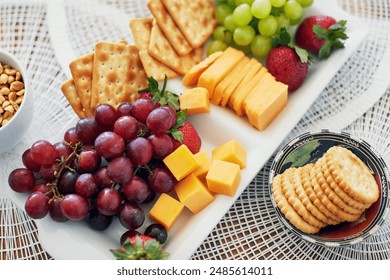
[272,146,380,234]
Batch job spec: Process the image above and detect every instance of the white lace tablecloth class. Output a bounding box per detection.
[1,0,389,260]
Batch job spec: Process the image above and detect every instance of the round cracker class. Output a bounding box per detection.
[310,166,361,222]
[314,158,364,215]
[300,164,342,224]
[324,146,379,204]
[282,168,326,229]
[321,160,371,210]
[293,165,338,225]
[272,173,320,234]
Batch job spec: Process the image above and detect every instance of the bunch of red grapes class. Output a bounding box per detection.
[8,94,181,242]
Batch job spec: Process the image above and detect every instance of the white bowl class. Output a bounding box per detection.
[0,49,33,154]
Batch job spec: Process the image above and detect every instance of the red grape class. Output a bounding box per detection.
[75,173,98,198]
[49,197,69,222]
[94,131,125,159]
[30,140,58,165]
[78,149,101,171]
[146,107,175,135]
[94,104,119,128]
[118,202,145,229]
[22,149,41,172]
[120,229,140,245]
[75,118,100,144]
[57,170,78,194]
[96,188,122,216]
[161,106,177,128]
[8,168,35,193]
[113,116,139,141]
[60,194,89,220]
[144,223,168,244]
[148,167,177,193]
[126,137,153,165]
[122,176,151,203]
[64,127,80,145]
[117,102,132,117]
[54,142,73,164]
[39,164,57,182]
[95,167,114,189]
[130,98,154,123]
[86,208,113,231]
[148,134,174,159]
[25,192,50,219]
[106,156,133,184]
[32,183,53,198]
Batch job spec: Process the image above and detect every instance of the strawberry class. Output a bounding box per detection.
[110,234,169,260]
[295,15,348,59]
[267,28,309,92]
[172,121,201,154]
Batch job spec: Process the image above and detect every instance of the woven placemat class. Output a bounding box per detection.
[1,0,389,260]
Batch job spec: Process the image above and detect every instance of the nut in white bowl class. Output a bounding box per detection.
[0,49,33,154]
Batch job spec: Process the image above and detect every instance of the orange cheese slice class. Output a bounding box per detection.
[182,51,223,87]
[197,47,245,99]
[149,193,184,230]
[211,139,246,169]
[179,87,210,115]
[206,160,241,197]
[211,56,250,105]
[242,72,275,112]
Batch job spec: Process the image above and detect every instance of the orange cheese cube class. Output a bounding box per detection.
[182,51,223,87]
[175,174,214,214]
[163,145,200,181]
[206,160,241,196]
[179,87,210,115]
[192,150,211,178]
[149,193,184,230]
[211,139,246,169]
[198,47,245,98]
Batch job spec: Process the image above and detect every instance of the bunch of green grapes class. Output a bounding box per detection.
[209,0,314,58]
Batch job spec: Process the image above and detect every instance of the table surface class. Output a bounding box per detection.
[1,0,390,260]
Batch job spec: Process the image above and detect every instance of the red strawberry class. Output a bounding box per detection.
[172,121,201,154]
[111,234,169,260]
[295,15,348,59]
[266,46,309,92]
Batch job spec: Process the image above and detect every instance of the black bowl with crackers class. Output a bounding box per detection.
[269,130,390,247]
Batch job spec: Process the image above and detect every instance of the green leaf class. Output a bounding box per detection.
[271,27,292,47]
[170,130,183,142]
[166,92,180,110]
[318,40,332,59]
[174,110,187,128]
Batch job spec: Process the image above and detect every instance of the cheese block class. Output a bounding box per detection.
[206,160,241,197]
[220,58,258,108]
[197,47,245,99]
[182,51,223,87]
[163,145,200,181]
[242,72,275,112]
[230,67,267,116]
[211,56,250,105]
[192,150,211,178]
[179,87,210,115]
[149,193,184,230]
[175,173,214,214]
[245,80,288,131]
[211,139,246,169]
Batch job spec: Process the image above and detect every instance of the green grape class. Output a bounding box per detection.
[276,13,290,29]
[233,25,255,46]
[232,4,253,26]
[258,15,278,36]
[207,40,228,56]
[270,0,286,7]
[296,0,313,8]
[224,14,238,31]
[215,4,233,24]
[224,30,234,44]
[284,0,303,19]
[227,0,236,6]
[235,0,254,5]
[213,26,227,41]
[232,42,252,55]
[289,16,302,26]
[250,35,272,58]
[251,0,272,19]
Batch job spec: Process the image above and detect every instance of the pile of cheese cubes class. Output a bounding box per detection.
[149,139,246,230]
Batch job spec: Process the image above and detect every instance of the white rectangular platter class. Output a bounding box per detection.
[7,0,368,259]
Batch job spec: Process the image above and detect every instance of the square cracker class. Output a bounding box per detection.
[161,0,216,49]
[90,41,147,110]
[147,0,193,56]
[69,52,94,117]
[129,18,179,81]
[61,79,86,119]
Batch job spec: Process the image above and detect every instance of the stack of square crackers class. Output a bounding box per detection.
[61,0,216,119]
[272,146,379,234]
